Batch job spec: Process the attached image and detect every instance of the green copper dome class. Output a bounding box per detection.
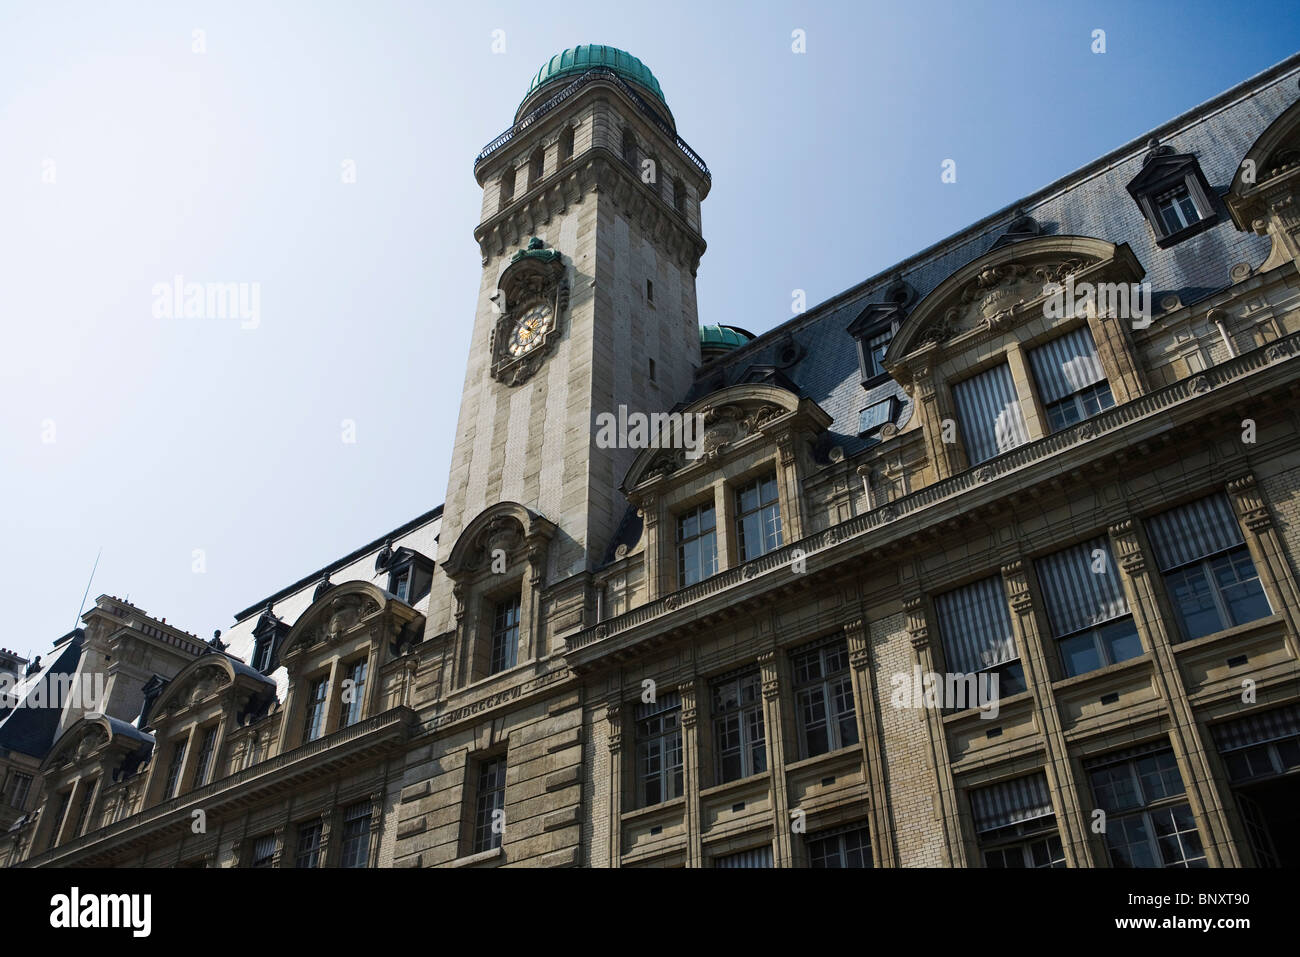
[525,45,666,106]
[699,324,755,359]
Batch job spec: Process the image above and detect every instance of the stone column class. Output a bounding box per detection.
[912,353,965,481]
[1004,342,1048,442]
[175,722,204,796]
[320,657,345,738]
[999,559,1093,866]
[1227,473,1300,658]
[713,482,734,572]
[843,617,897,867]
[905,595,964,865]
[605,701,623,867]
[52,777,85,848]
[1108,519,1239,866]
[679,679,704,868]
[773,434,805,542]
[360,638,383,722]
[637,494,667,601]
[758,649,793,867]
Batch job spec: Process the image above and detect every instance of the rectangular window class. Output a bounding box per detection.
[713,845,774,868]
[933,577,1026,697]
[163,739,187,799]
[635,693,683,808]
[970,773,1066,868]
[1211,703,1300,784]
[1029,326,1115,432]
[865,329,892,379]
[473,756,508,854]
[73,779,98,838]
[1146,493,1270,642]
[646,279,654,303]
[302,677,329,743]
[1036,537,1143,676]
[858,397,897,436]
[193,725,218,788]
[1086,744,1205,867]
[490,595,521,674]
[295,820,322,868]
[1157,185,1201,233]
[394,571,410,601]
[251,833,277,868]
[952,363,1029,465]
[342,658,368,727]
[340,801,372,868]
[677,502,718,587]
[791,637,858,758]
[807,823,872,868]
[4,772,32,811]
[712,670,766,784]
[735,474,783,562]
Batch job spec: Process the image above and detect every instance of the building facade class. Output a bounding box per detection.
[10,45,1300,868]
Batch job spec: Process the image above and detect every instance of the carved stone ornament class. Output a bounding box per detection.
[917,255,1095,345]
[321,593,381,642]
[489,239,570,387]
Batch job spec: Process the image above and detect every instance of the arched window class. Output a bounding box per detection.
[528,146,544,188]
[499,166,516,209]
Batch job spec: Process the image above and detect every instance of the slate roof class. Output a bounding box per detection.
[0,630,84,758]
[695,55,1300,459]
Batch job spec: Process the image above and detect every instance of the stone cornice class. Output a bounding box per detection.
[475,151,706,273]
[564,328,1300,674]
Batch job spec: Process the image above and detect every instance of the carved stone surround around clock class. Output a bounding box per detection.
[488,240,570,387]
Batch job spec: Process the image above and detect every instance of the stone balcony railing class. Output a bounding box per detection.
[565,329,1300,661]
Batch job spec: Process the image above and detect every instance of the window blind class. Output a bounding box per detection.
[714,845,774,868]
[1035,537,1130,637]
[969,772,1054,833]
[1028,326,1106,404]
[934,576,1018,675]
[1211,704,1300,753]
[1145,493,1245,571]
[952,363,1029,465]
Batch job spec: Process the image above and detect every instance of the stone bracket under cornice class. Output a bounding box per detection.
[475,152,706,273]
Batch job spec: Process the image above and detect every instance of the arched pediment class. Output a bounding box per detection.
[277,580,397,663]
[884,235,1143,375]
[441,501,557,581]
[1227,99,1300,230]
[148,652,273,723]
[622,383,830,493]
[42,713,153,773]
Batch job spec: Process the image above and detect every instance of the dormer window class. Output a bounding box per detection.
[377,547,435,605]
[847,302,904,388]
[858,396,899,437]
[1126,145,1218,247]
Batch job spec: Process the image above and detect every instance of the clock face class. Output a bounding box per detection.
[507,302,554,357]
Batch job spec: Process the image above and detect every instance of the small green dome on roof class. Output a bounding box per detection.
[699,324,755,357]
[526,45,666,106]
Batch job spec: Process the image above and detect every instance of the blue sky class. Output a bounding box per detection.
[2,0,1297,654]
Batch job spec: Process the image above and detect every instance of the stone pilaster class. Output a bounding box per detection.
[1107,518,1239,867]
[843,616,897,867]
[905,594,964,865]
[679,679,703,868]
[999,559,1093,866]
[757,649,793,867]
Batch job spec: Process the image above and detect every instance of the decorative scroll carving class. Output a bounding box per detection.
[1227,473,1273,532]
[904,595,929,651]
[1001,560,1033,612]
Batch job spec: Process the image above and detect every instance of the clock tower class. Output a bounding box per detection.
[428,45,711,684]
